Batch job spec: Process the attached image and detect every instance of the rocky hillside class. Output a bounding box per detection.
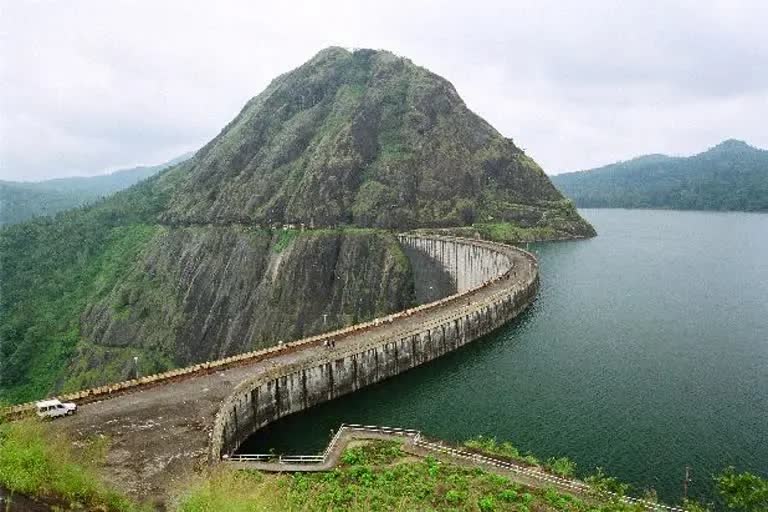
[0,47,592,402]
[553,139,768,211]
[158,47,593,237]
[68,227,413,391]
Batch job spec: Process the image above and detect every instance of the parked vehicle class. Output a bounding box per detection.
[35,399,77,419]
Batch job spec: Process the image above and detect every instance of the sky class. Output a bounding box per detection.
[1,0,767,181]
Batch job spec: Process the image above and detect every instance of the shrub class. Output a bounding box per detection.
[546,456,577,477]
[478,495,496,511]
[716,467,768,511]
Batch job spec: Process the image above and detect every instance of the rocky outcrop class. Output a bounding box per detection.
[71,228,415,388]
[157,47,593,235]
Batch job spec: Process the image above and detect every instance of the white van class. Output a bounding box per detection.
[35,399,77,419]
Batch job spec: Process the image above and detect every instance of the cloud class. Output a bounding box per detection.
[1,0,767,180]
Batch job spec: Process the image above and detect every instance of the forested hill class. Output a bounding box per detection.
[552,139,768,211]
[0,153,193,225]
[0,47,594,404]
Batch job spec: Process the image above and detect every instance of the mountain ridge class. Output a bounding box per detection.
[552,139,768,211]
[0,153,194,225]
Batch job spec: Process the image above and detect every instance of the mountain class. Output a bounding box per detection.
[0,47,593,403]
[0,153,193,225]
[159,47,593,237]
[552,140,768,211]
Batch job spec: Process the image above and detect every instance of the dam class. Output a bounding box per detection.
[6,234,539,503]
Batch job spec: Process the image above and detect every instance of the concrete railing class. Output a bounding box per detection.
[210,235,539,460]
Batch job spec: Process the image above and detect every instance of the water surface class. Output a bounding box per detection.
[240,209,768,504]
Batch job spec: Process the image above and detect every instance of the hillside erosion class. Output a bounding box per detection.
[67,228,417,390]
[24,235,538,505]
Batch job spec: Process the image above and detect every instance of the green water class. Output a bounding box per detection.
[240,209,768,504]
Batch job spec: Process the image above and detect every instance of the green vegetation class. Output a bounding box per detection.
[552,139,768,211]
[2,424,766,512]
[0,419,145,511]
[464,436,577,478]
[176,440,643,511]
[413,199,595,243]
[272,228,300,253]
[715,467,768,511]
[0,153,191,225]
[0,181,166,402]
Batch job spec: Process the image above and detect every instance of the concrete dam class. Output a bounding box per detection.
[12,234,539,503]
[212,234,537,458]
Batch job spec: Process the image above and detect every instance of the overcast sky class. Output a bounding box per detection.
[2,0,767,181]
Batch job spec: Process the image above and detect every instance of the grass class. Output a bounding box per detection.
[2,425,760,511]
[175,440,648,511]
[272,228,301,253]
[464,436,543,467]
[0,419,145,511]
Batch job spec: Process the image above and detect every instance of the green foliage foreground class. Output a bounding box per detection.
[0,419,145,511]
[1,422,766,511]
[177,441,646,512]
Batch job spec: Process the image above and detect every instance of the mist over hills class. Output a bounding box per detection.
[552,140,768,211]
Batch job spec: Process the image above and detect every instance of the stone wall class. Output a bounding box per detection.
[212,235,539,459]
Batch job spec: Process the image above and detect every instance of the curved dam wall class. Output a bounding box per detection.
[399,235,513,293]
[212,235,539,459]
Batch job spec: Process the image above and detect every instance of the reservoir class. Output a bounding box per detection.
[239,209,768,504]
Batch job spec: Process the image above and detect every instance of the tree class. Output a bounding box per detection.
[716,467,768,512]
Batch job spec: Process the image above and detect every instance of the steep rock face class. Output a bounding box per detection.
[159,47,591,235]
[68,228,414,389]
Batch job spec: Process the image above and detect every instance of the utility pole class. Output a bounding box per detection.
[682,466,691,501]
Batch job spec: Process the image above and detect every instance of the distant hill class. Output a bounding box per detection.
[552,140,768,211]
[0,153,193,225]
